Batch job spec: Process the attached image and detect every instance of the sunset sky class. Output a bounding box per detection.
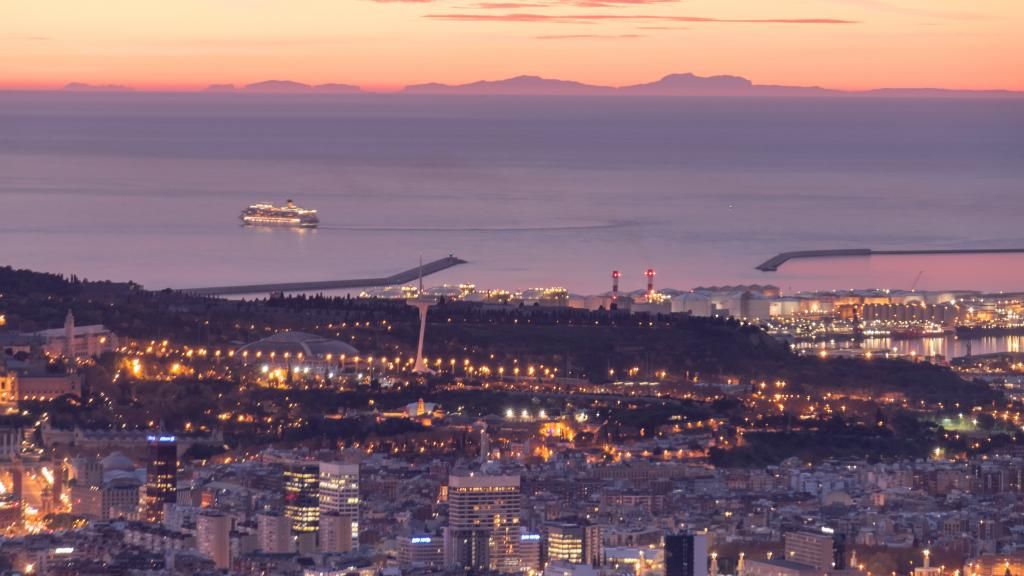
[3,0,1022,91]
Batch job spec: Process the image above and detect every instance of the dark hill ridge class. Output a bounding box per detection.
[0,264,1000,409]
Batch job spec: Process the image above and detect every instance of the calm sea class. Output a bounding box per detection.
[1,92,1023,296]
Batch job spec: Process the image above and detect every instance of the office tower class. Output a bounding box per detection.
[547,519,602,567]
[519,530,543,572]
[784,531,837,571]
[283,462,319,533]
[197,511,232,570]
[447,473,521,573]
[319,462,359,547]
[546,519,601,565]
[665,532,708,576]
[144,434,177,522]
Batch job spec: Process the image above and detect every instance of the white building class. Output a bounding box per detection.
[319,462,359,547]
[672,293,713,316]
[33,310,118,359]
[446,473,522,573]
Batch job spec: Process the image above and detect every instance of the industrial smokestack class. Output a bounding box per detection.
[646,268,655,299]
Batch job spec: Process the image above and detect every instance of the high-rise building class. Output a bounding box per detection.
[283,462,319,533]
[665,532,708,576]
[446,472,521,573]
[257,512,294,554]
[321,511,354,553]
[519,530,543,573]
[197,510,232,570]
[144,434,177,522]
[546,519,602,567]
[784,531,838,571]
[319,462,359,546]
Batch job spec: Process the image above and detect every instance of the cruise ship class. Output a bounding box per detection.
[240,200,319,228]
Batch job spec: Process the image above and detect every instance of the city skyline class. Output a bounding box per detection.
[2,2,1024,573]
[3,0,1023,91]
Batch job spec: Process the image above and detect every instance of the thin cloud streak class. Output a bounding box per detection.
[535,33,645,39]
[391,0,680,4]
[425,13,859,24]
[469,2,551,8]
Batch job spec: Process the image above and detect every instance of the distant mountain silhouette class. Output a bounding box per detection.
[405,75,612,95]
[623,73,753,94]
[49,74,1023,98]
[315,83,363,93]
[243,80,361,93]
[620,73,832,96]
[404,73,826,96]
[244,80,312,92]
[402,73,1019,98]
[63,82,132,92]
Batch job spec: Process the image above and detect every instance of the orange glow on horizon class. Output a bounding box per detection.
[3,0,1023,92]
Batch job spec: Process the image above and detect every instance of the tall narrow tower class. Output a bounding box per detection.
[645,269,656,300]
[408,257,436,374]
[64,309,76,359]
[478,420,490,463]
[611,270,620,310]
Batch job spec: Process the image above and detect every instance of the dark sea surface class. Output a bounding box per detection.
[1,92,1023,295]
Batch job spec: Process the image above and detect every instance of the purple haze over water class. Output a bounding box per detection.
[1,92,1023,295]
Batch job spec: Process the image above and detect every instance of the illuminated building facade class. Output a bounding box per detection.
[31,310,118,359]
[144,435,177,522]
[519,530,543,573]
[965,554,1024,576]
[446,473,521,573]
[400,535,445,569]
[0,368,17,409]
[547,519,602,567]
[284,462,319,533]
[318,462,359,547]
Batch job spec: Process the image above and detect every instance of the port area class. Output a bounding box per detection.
[182,255,466,296]
[756,248,1024,271]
